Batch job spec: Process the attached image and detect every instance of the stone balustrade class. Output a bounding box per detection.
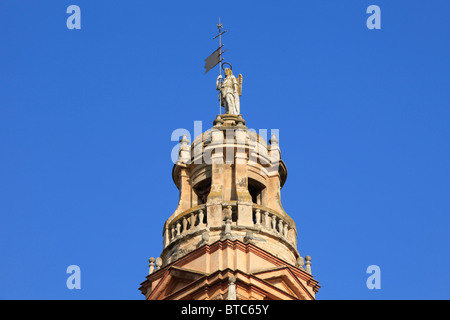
[252,206,297,246]
[164,205,207,248]
[162,203,296,250]
[220,202,296,246]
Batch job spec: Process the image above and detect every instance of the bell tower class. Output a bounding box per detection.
[140,21,318,299]
[139,109,320,300]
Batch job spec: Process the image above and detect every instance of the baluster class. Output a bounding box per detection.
[190,211,196,228]
[187,213,193,230]
[171,225,176,239]
[198,209,204,227]
[278,219,284,234]
[255,209,261,226]
[164,228,170,247]
[176,221,181,236]
[271,214,277,230]
[264,211,270,229]
[182,216,187,234]
[283,223,289,238]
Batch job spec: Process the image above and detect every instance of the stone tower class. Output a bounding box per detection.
[139,108,320,299]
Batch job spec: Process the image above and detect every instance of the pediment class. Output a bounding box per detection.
[147,267,206,300]
[253,266,314,300]
[265,277,297,297]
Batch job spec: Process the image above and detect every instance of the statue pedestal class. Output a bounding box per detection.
[214,114,245,127]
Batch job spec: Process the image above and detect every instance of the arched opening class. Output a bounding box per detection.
[194,178,211,205]
[248,178,265,205]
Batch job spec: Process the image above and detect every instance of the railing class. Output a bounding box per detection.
[164,205,207,248]
[252,205,297,246]
[163,202,296,248]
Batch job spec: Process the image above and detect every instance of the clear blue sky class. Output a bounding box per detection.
[1,0,449,299]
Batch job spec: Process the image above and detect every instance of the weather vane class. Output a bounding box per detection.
[204,17,227,76]
[204,18,242,115]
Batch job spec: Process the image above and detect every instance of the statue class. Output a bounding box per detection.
[216,68,243,115]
